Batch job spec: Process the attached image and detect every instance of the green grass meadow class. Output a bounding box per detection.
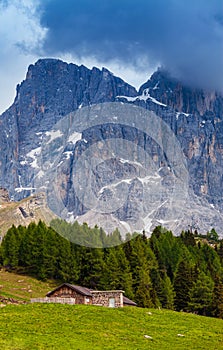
[0,304,222,350]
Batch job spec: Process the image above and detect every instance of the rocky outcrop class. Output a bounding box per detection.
[0,188,10,203]
[0,192,56,238]
[0,296,27,305]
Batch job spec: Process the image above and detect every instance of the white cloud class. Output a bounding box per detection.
[0,1,156,115]
[0,0,47,114]
[0,0,46,52]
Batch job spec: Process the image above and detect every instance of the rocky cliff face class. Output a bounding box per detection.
[116,70,223,235]
[0,59,137,200]
[139,69,223,117]
[0,59,223,237]
[131,70,223,210]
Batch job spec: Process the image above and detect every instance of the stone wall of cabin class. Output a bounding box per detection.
[49,286,92,304]
[91,291,123,307]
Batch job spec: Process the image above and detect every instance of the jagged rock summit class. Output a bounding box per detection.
[0,58,136,197]
[0,59,223,237]
[139,68,223,116]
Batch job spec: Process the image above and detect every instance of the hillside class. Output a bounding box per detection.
[0,267,222,349]
[0,304,222,350]
[0,191,56,238]
[1,222,223,318]
[0,269,58,301]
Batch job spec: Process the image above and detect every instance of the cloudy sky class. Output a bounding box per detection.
[0,0,223,114]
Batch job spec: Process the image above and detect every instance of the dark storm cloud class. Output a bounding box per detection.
[40,0,223,91]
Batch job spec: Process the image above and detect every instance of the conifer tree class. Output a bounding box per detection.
[150,227,183,281]
[150,268,163,307]
[134,264,154,308]
[160,273,175,309]
[188,272,214,316]
[212,275,223,318]
[129,235,156,307]
[78,247,105,289]
[19,222,36,268]
[173,259,194,311]
[1,225,22,267]
[56,236,80,283]
[201,243,223,279]
[217,240,223,266]
[100,248,121,290]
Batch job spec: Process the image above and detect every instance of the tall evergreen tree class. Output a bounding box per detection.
[135,265,154,308]
[188,272,214,316]
[173,258,194,311]
[201,243,223,279]
[150,228,183,281]
[100,246,133,298]
[56,238,79,283]
[129,235,157,307]
[212,275,223,319]
[217,240,223,266]
[78,247,105,289]
[160,273,175,309]
[1,225,22,267]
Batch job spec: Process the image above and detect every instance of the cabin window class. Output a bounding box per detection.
[109,297,115,308]
[86,298,90,303]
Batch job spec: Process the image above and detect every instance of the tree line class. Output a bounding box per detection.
[0,220,223,318]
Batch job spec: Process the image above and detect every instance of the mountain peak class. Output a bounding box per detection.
[13,58,137,118]
[138,67,221,115]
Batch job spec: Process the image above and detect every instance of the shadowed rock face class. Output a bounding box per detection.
[0,59,223,236]
[139,69,223,117]
[0,59,137,199]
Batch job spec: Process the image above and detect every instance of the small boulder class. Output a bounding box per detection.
[144,335,153,340]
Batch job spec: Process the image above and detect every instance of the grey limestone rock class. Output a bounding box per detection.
[0,59,223,236]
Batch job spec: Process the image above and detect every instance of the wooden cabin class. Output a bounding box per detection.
[46,284,93,305]
[40,283,137,307]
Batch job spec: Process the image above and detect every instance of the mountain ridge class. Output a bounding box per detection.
[0,58,223,236]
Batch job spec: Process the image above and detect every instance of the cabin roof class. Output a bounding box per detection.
[91,290,124,293]
[46,283,92,297]
[123,296,137,306]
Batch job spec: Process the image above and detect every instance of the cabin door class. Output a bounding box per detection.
[109,297,115,308]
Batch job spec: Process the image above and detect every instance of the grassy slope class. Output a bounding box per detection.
[0,304,223,350]
[0,270,58,300]
[0,270,222,350]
